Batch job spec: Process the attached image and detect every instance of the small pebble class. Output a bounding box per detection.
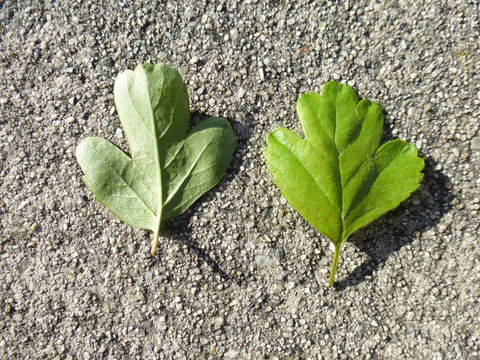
[237,87,246,99]
[275,247,286,261]
[258,68,265,81]
[471,137,480,151]
[212,317,224,330]
[115,128,123,139]
[135,291,145,302]
[102,57,115,67]
[255,255,275,268]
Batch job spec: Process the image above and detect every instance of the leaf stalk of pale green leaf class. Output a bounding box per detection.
[151,212,162,256]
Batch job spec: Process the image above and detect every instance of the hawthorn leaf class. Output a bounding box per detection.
[76,63,236,255]
[264,81,424,286]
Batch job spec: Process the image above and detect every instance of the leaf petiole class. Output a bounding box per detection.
[150,214,162,256]
[329,243,342,287]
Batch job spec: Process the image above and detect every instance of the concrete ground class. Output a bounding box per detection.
[0,1,479,359]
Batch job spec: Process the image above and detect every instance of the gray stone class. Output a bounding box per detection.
[255,255,275,268]
[102,57,115,67]
[115,128,123,139]
[189,56,199,64]
[471,136,480,151]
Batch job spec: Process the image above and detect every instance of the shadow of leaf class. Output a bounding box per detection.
[158,113,252,286]
[335,156,453,290]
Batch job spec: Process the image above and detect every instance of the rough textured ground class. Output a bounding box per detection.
[1,1,479,359]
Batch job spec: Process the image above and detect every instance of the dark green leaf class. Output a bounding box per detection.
[264,81,424,286]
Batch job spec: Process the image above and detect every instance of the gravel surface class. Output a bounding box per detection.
[1,1,479,359]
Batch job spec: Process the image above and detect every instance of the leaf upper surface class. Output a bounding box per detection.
[265,82,424,245]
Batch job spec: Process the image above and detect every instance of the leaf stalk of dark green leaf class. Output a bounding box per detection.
[329,244,342,287]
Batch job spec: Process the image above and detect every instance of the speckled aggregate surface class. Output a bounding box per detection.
[0,1,479,359]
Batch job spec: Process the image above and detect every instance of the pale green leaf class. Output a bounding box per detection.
[76,63,236,255]
[264,81,424,286]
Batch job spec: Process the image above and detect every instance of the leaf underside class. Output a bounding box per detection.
[76,63,236,239]
[265,82,424,247]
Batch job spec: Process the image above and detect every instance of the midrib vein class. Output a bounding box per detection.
[128,71,163,218]
[150,74,164,219]
[332,95,344,240]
